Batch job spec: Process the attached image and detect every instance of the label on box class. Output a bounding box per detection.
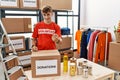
[0,0,17,6]
[36,60,57,75]
[9,39,24,50]
[23,0,37,7]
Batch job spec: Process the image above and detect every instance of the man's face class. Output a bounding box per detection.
[42,12,53,23]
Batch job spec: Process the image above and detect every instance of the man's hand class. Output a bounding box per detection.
[52,34,62,44]
[32,45,38,52]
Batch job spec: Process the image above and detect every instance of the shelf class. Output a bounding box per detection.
[7,32,32,34]
[0,8,39,11]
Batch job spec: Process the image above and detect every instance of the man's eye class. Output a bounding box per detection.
[43,14,46,16]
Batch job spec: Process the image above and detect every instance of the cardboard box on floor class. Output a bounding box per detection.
[2,18,32,33]
[31,50,61,78]
[108,42,120,71]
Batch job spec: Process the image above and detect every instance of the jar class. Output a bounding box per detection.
[88,65,92,75]
[78,61,83,67]
[83,68,88,78]
[77,66,83,75]
[70,57,77,71]
[70,63,76,76]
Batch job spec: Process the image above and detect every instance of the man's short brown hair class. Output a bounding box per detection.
[41,5,53,13]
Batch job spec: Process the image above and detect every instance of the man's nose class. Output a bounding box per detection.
[44,15,48,18]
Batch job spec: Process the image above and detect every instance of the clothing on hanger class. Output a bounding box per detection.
[94,32,112,63]
[80,28,92,59]
[75,30,82,54]
[87,30,101,61]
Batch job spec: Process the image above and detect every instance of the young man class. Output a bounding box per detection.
[32,5,62,51]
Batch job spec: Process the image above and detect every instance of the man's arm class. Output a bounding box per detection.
[52,34,62,44]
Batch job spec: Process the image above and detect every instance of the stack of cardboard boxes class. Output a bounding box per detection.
[0,0,72,10]
[3,36,31,71]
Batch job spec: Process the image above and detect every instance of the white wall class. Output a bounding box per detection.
[80,0,120,40]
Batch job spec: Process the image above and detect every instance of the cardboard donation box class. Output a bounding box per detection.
[31,50,61,78]
[3,36,26,53]
[0,0,19,8]
[20,0,39,9]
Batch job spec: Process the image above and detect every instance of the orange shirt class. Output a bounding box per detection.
[75,30,82,54]
[94,32,112,63]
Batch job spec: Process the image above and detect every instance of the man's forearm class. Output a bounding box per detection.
[32,38,37,46]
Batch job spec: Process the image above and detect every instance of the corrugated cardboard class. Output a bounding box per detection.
[20,0,39,9]
[31,50,61,78]
[0,0,19,8]
[3,36,26,53]
[5,58,18,70]
[9,69,23,80]
[114,31,120,43]
[23,18,32,32]
[40,0,72,10]
[56,37,71,50]
[17,51,31,67]
[108,42,120,71]
[17,50,31,56]
[2,18,32,33]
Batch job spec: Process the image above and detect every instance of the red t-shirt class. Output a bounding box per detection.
[32,21,61,50]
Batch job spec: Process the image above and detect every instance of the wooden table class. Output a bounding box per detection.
[25,58,115,80]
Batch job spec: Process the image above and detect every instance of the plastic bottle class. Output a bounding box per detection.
[63,53,68,73]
